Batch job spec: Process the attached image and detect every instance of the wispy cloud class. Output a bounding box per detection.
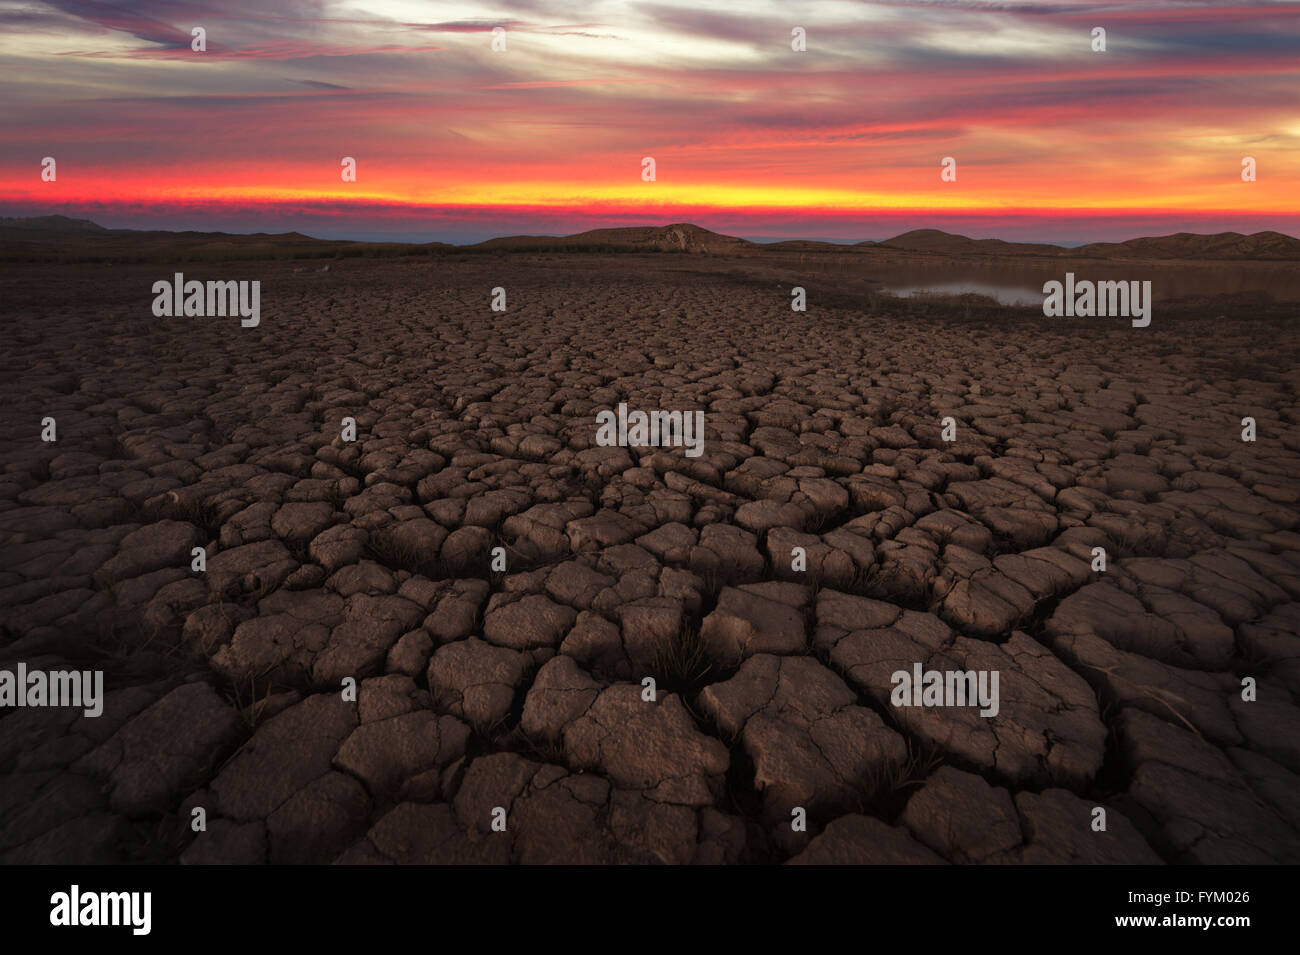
[0,0,1296,240]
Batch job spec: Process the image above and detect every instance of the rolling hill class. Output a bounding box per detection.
[0,216,1296,262]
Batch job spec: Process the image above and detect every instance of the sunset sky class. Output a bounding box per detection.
[1,0,1297,243]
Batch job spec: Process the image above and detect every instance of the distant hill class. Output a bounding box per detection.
[0,214,111,238]
[0,216,1296,262]
[869,229,1063,257]
[0,215,325,243]
[0,216,452,263]
[867,228,1300,261]
[471,223,754,254]
[757,239,849,252]
[1074,231,1300,261]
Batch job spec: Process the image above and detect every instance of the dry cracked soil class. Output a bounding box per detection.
[1,253,1297,865]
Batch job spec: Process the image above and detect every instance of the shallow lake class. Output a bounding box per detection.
[875,261,1300,305]
[882,280,1041,306]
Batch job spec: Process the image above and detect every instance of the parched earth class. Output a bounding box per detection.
[1,254,1297,864]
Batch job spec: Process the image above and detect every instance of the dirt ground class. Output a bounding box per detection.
[1,254,1297,864]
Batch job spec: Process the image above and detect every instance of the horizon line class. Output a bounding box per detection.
[4,211,1300,250]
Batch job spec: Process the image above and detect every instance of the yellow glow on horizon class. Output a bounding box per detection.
[108,178,1288,214]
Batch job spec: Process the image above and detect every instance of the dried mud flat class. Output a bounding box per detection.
[1,254,1298,865]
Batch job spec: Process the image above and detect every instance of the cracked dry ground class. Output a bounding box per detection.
[1,255,1298,865]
